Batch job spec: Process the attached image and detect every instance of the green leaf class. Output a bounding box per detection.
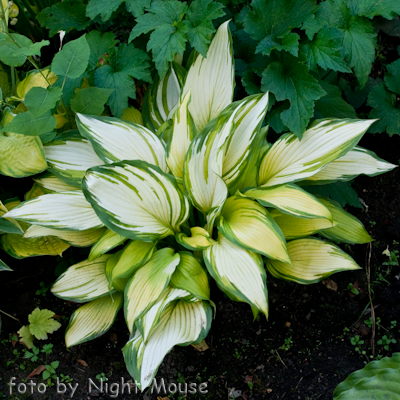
[53,75,84,107]
[261,54,326,138]
[86,30,118,70]
[28,308,62,340]
[51,34,90,80]
[125,0,150,17]
[17,326,34,349]
[314,81,357,119]
[0,33,32,67]
[384,58,400,95]
[12,40,50,57]
[184,0,225,57]
[348,0,400,19]
[1,111,57,136]
[300,27,351,72]
[94,44,151,117]
[0,259,12,272]
[256,32,300,57]
[367,84,400,137]
[36,0,90,37]
[24,87,63,118]
[86,0,122,21]
[70,87,114,115]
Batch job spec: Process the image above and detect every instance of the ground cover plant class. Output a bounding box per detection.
[1,0,400,398]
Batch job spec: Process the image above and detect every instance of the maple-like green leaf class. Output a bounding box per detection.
[348,0,400,20]
[86,0,122,21]
[94,44,151,117]
[0,111,57,136]
[24,87,63,118]
[261,54,326,138]
[36,0,90,37]
[70,87,114,115]
[18,325,34,349]
[257,32,300,57]
[86,31,118,70]
[184,0,225,57]
[367,84,400,137]
[300,27,351,72]
[384,58,400,95]
[125,0,151,17]
[28,308,62,340]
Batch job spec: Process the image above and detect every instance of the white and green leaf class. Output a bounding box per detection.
[34,173,80,193]
[88,229,128,261]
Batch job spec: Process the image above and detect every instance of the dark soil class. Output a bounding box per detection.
[1,133,400,400]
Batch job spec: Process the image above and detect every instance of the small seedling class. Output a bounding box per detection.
[35,282,49,297]
[23,345,40,362]
[96,372,108,382]
[377,335,397,351]
[43,361,60,386]
[350,335,364,352]
[347,283,359,295]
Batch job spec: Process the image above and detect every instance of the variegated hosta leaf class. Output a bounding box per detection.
[217,196,290,263]
[44,131,104,187]
[25,183,45,201]
[124,248,180,334]
[204,233,269,317]
[51,255,115,302]
[265,238,361,284]
[222,93,269,192]
[76,114,168,173]
[65,293,123,348]
[142,62,184,132]
[0,259,12,271]
[271,210,334,240]
[1,233,70,259]
[243,183,332,220]
[23,225,106,247]
[317,198,373,244]
[304,146,397,184]
[3,191,104,231]
[136,286,193,343]
[170,252,210,301]
[166,90,196,179]
[83,161,189,241]
[123,300,212,391]
[109,240,157,283]
[0,201,23,234]
[88,229,127,261]
[258,119,376,187]
[105,251,130,292]
[176,226,216,250]
[34,173,79,193]
[182,21,234,133]
[334,353,400,399]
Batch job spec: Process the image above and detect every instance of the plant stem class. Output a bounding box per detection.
[0,309,21,324]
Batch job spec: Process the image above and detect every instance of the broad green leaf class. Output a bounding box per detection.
[170,251,210,301]
[184,0,225,57]
[3,191,103,231]
[218,196,290,263]
[28,308,62,340]
[53,75,83,107]
[334,353,400,399]
[265,238,361,284]
[123,300,211,390]
[51,255,114,302]
[125,0,150,17]
[76,114,168,171]
[110,240,156,282]
[261,54,326,138]
[12,40,50,57]
[304,146,396,183]
[86,0,122,21]
[34,173,80,194]
[258,118,376,187]
[0,33,34,66]
[348,0,400,19]
[384,58,400,95]
[17,325,34,349]
[182,21,234,132]
[204,233,269,317]
[124,248,180,333]
[1,233,70,259]
[51,35,90,80]
[36,0,90,37]
[317,197,372,244]
[166,91,195,179]
[256,32,300,57]
[70,88,114,115]
[88,229,127,261]
[23,225,106,247]
[65,293,123,347]
[83,161,188,241]
[243,183,332,220]
[271,210,333,239]
[368,84,400,136]
[23,86,63,117]
[94,44,151,117]
[44,132,104,187]
[86,31,118,70]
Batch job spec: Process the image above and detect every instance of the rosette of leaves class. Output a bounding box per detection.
[333,353,400,399]
[1,22,396,390]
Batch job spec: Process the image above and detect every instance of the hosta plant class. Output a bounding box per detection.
[2,22,396,390]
